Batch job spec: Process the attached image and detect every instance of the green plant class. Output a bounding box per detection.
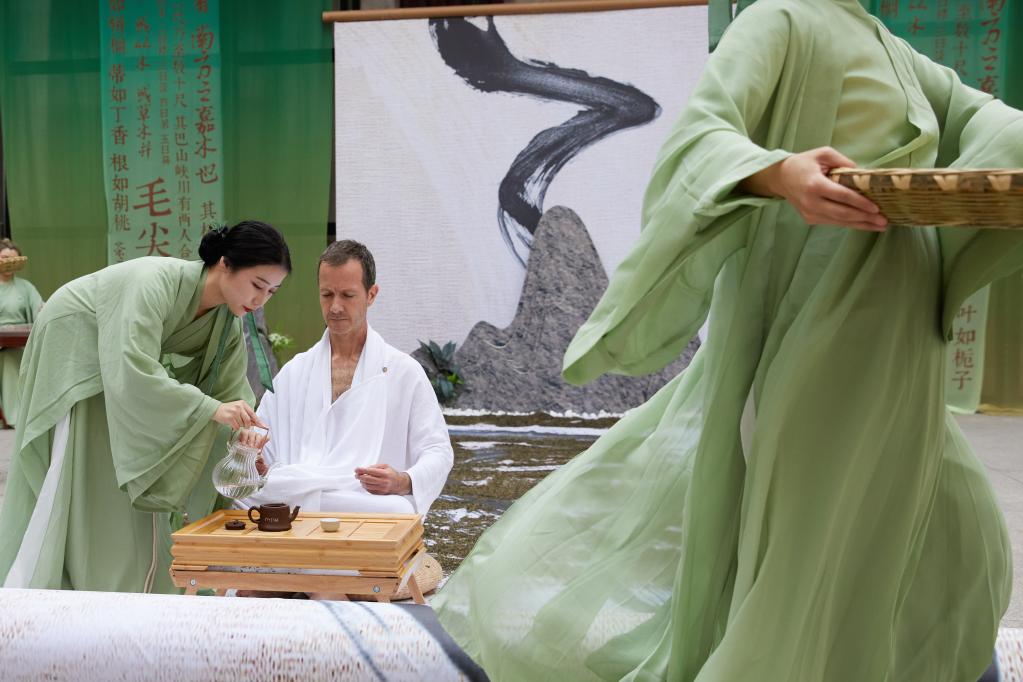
[418,339,465,404]
[267,331,294,366]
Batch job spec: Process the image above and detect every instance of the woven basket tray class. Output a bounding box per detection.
[828,168,1023,228]
[0,256,27,274]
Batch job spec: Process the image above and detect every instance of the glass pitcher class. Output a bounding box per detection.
[212,427,270,500]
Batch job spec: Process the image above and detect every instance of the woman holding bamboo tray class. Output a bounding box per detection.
[0,239,43,428]
[0,221,289,594]
[435,1,1023,680]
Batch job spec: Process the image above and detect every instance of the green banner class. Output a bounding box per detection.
[99,0,224,263]
[872,0,1020,412]
[946,287,989,413]
[873,0,1015,99]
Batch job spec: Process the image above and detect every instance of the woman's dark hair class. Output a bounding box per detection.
[198,220,292,273]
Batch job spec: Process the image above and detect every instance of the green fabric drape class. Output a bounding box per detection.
[982,269,1023,413]
[220,0,333,360]
[0,0,107,298]
[980,11,1023,413]
[1,0,333,361]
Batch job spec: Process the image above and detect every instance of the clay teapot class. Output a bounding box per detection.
[247,502,300,532]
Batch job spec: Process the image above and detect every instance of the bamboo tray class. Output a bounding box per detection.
[829,168,1023,227]
[171,510,424,573]
[0,256,27,274]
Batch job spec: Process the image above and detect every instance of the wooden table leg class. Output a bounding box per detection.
[408,575,426,605]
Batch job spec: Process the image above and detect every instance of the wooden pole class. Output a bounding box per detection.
[323,0,708,23]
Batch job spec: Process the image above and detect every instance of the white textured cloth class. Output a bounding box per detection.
[0,588,486,681]
[245,326,453,514]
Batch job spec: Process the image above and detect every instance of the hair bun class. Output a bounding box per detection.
[198,224,229,266]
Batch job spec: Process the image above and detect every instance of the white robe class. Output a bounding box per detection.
[243,326,453,515]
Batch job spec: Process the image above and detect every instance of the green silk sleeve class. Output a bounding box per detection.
[96,270,221,512]
[563,4,798,385]
[904,45,1023,336]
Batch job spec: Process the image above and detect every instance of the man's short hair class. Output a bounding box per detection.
[319,240,376,291]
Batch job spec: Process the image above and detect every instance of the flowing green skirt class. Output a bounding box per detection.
[435,227,1011,681]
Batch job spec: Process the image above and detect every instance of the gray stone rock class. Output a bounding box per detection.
[437,206,698,414]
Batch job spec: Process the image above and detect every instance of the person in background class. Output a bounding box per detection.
[0,220,289,594]
[0,239,43,427]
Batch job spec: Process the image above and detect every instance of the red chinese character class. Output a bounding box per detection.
[133,178,172,216]
[114,241,127,262]
[909,16,925,34]
[195,0,209,12]
[978,74,998,93]
[112,176,129,192]
[112,125,128,146]
[179,195,191,214]
[986,0,1005,14]
[201,201,217,221]
[953,370,972,390]
[109,0,124,10]
[137,222,171,256]
[135,17,151,32]
[192,25,214,52]
[111,87,127,103]
[136,55,151,72]
[115,214,131,232]
[111,154,129,172]
[180,243,193,259]
[196,163,219,184]
[908,0,927,8]
[108,16,125,33]
[110,37,126,55]
[880,0,899,17]
[113,194,129,213]
[954,348,974,369]
[108,64,125,85]
[194,136,217,160]
[955,328,976,345]
[957,304,977,323]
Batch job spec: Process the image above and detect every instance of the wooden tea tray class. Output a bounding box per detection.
[170,510,423,573]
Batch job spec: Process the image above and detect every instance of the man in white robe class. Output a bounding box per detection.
[242,240,453,515]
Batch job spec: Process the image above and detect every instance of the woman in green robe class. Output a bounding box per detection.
[0,220,290,593]
[434,1,1023,680]
[0,239,44,428]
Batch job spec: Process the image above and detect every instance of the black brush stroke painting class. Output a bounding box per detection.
[430,17,660,266]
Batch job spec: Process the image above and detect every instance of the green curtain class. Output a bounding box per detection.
[0,0,108,297]
[220,0,334,361]
[0,0,333,361]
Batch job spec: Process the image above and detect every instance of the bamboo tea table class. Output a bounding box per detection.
[170,510,428,604]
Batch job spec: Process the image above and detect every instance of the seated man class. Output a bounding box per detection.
[241,239,453,516]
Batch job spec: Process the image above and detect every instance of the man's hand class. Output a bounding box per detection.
[740,147,888,232]
[355,464,412,496]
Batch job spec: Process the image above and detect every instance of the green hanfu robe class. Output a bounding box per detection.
[435,1,1023,680]
[0,277,43,427]
[0,257,252,593]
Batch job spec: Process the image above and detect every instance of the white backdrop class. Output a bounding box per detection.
[335,6,709,352]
